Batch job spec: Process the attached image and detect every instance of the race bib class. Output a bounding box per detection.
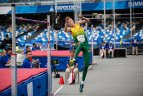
[77,35,85,42]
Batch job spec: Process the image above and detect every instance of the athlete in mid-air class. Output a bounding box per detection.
[64,15,90,92]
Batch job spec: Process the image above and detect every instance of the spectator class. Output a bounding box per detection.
[32,43,38,51]
[108,42,114,58]
[99,42,106,58]
[17,50,25,66]
[22,51,40,68]
[5,34,10,41]
[37,43,42,50]
[4,34,12,50]
[131,37,139,56]
[6,48,12,60]
[70,42,75,51]
[0,34,12,50]
[24,46,31,54]
[65,50,78,84]
[0,50,11,68]
[22,51,33,68]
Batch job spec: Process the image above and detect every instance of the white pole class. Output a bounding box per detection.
[104,0,106,41]
[74,0,78,22]
[56,31,58,50]
[130,0,132,38]
[11,4,17,96]
[55,0,58,50]
[85,23,88,36]
[113,0,116,48]
[47,15,52,96]
[79,0,82,15]
[91,25,94,63]
[55,0,58,23]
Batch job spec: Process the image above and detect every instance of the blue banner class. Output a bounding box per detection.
[5,0,143,14]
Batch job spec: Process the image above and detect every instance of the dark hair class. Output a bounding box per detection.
[26,50,32,54]
[26,46,30,49]
[7,48,12,51]
[6,34,9,37]
[33,43,36,46]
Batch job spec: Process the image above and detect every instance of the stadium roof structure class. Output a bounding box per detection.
[0,0,85,6]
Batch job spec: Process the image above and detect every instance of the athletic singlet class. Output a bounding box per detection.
[70,24,88,43]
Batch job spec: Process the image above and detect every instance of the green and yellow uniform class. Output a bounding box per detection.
[71,24,90,81]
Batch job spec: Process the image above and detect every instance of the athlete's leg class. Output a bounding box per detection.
[82,47,90,81]
[74,43,83,59]
[79,44,90,93]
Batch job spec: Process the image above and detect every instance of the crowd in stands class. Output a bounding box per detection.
[0,19,143,48]
[0,33,41,68]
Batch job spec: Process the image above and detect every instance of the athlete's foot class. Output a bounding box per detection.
[79,83,84,93]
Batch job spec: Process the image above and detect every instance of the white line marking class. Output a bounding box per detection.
[53,85,64,95]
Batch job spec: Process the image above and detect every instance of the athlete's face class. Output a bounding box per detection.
[66,18,74,27]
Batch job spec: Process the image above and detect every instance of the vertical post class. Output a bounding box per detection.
[113,0,116,48]
[55,0,58,50]
[47,15,52,96]
[103,0,106,41]
[85,23,88,36]
[55,0,58,24]
[74,0,78,22]
[130,0,132,38]
[79,0,82,15]
[11,4,17,96]
[56,31,58,50]
[91,25,94,63]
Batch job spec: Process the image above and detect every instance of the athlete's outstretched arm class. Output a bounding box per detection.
[77,15,90,24]
[64,17,71,32]
[64,23,70,32]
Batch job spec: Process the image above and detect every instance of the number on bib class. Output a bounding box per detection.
[77,35,85,42]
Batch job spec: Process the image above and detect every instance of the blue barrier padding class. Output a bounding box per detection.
[33,52,92,71]
[0,71,48,96]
